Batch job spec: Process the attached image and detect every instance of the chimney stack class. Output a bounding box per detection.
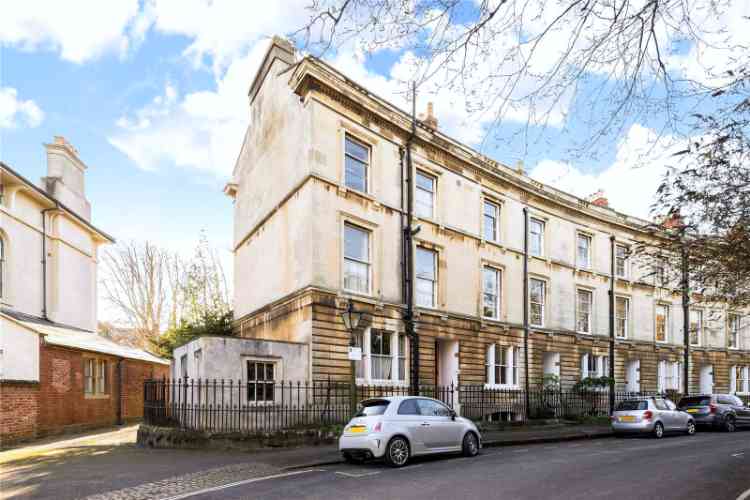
[43,136,92,221]
[423,102,438,129]
[587,189,609,208]
[661,212,684,230]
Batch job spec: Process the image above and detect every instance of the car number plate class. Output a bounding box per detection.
[349,426,366,434]
[619,416,635,422]
[686,409,699,414]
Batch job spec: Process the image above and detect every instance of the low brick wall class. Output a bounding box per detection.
[0,381,40,445]
[137,424,341,451]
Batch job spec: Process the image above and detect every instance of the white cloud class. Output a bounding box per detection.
[0,87,44,128]
[143,0,309,74]
[667,1,750,86]
[108,41,269,177]
[0,0,140,63]
[530,124,680,219]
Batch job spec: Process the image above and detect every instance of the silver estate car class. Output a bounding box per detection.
[339,396,481,467]
[611,397,696,438]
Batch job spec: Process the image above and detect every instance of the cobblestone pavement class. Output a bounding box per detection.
[84,462,280,500]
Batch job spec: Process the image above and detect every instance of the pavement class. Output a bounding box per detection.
[2,423,747,500]
[181,430,750,500]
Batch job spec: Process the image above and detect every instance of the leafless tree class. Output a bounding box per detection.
[101,237,232,350]
[294,0,746,156]
[101,241,172,347]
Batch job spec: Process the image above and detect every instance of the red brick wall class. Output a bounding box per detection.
[0,382,40,445]
[0,343,169,445]
[122,359,169,421]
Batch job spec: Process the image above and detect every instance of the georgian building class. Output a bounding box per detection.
[224,37,750,396]
[0,137,168,445]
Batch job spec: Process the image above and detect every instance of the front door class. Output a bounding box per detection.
[700,365,714,394]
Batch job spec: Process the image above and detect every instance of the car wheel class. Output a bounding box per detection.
[653,422,664,439]
[462,432,479,457]
[384,437,410,468]
[342,452,364,465]
[686,420,696,436]
[724,415,736,433]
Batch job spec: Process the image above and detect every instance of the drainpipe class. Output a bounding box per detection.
[609,236,616,415]
[681,244,690,395]
[116,359,124,425]
[522,208,530,415]
[399,148,406,305]
[405,82,419,395]
[41,206,58,320]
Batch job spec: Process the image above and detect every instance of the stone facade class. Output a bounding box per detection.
[225,38,750,395]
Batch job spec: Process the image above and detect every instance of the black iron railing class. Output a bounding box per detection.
[144,378,747,433]
[143,378,454,433]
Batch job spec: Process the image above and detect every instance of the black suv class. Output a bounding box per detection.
[677,394,750,432]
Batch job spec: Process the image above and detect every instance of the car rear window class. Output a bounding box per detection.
[678,397,711,407]
[616,400,647,411]
[356,400,390,417]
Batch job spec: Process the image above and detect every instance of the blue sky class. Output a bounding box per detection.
[2,1,744,322]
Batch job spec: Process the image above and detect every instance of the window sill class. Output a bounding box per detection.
[483,384,521,390]
[358,380,408,388]
[342,289,374,300]
[84,393,110,400]
[482,239,504,250]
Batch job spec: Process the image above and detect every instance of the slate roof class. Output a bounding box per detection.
[2,308,169,365]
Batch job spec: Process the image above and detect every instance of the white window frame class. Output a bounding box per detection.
[415,170,436,219]
[731,366,750,395]
[416,246,437,309]
[245,359,277,403]
[529,278,546,327]
[657,360,683,393]
[344,133,370,193]
[576,232,592,270]
[343,222,372,295]
[482,266,501,319]
[728,313,741,350]
[356,328,408,386]
[529,218,545,257]
[485,344,521,388]
[483,199,500,243]
[615,296,629,339]
[689,309,703,347]
[580,354,608,380]
[615,244,629,279]
[655,304,669,343]
[576,288,593,334]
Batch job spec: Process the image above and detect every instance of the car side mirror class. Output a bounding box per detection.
[450,410,457,420]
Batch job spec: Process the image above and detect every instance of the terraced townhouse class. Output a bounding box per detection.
[218,37,750,398]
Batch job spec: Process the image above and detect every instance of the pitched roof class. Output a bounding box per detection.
[2,308,168,365]
[0,161,115,243]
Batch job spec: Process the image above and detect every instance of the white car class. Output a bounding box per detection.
[339,396,481,467]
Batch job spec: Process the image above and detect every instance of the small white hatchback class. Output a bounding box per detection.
[339,396,481,467]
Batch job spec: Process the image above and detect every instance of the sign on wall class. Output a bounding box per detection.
[348,347,362,361]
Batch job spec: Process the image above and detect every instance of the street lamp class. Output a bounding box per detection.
[340,300,362,416]
[340,301,363,336]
